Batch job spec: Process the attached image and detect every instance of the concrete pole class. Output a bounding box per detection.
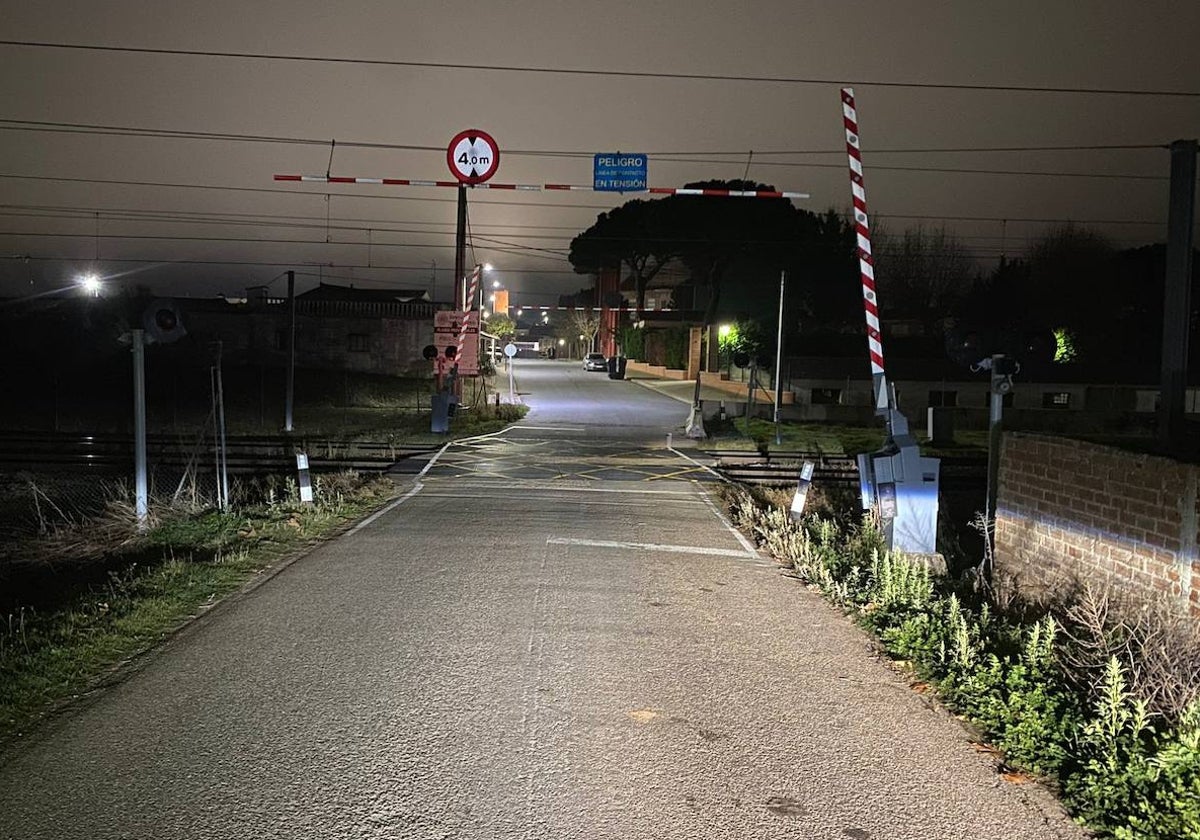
[131,329,148,530]
[1158,139,1197,452]
[284,270,295,432]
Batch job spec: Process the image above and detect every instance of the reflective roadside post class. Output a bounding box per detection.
[504,342,518,402]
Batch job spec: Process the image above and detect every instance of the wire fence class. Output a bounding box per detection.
[0,466,246,541]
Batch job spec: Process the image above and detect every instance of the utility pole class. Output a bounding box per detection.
[1158,139,1197,453]
[284,269,296,432]
[773,270,786,446]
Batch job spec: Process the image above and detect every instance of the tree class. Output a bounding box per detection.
[568,309,601,352]
[949,226,1127,369]
[566,186,858,361]
[568,200,676,313]
[872,224,978,333]
[662,179,801,328]
[487,314,516,341]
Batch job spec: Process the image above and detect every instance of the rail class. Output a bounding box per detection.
[0,432,439,474]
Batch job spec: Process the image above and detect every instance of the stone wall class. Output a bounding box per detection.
[995,432,1199,615]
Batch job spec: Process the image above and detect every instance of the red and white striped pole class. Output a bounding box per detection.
[456,264,481,362]
[841,87,889,413]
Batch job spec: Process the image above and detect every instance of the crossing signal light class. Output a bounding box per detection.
[142,299,186,344]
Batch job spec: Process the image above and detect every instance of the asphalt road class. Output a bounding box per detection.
[0,361,1083,839]
[504,358,691,439]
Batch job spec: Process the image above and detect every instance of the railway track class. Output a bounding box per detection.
[0,434,987,487]
[703,449,986,487]
[0,431,439,474]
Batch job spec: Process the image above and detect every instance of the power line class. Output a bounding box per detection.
[1,253,581,274]
[0,201,1169,231]
[2,39,1197,97]
[0,118,1171,157]
[0,120,1175,181]
[0,201,594,233]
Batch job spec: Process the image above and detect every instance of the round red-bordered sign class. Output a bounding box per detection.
[447,129,500,185]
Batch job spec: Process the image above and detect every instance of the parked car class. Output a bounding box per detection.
[583,352,607,372]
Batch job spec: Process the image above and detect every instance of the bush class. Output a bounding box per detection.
[663,326,689,370]
[724,485,1200,838]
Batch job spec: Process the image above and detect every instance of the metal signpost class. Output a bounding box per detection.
[504,342,518,402]
[130,329,148,530]
[446,129,500,319]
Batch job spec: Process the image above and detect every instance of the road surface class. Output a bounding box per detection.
[0,361,1082,839]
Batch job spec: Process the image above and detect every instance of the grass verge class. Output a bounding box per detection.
[703,417,988,456]
[0,472,400,747]
[724,485,1200,839]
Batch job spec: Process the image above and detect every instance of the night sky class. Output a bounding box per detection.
[2,1,1198,306]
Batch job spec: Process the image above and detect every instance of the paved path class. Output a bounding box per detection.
[0,362,1083,839]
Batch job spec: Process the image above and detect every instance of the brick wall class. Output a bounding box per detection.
[995,432,1200,616]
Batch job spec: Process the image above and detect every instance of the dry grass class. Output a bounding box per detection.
[1059,582,1200,718]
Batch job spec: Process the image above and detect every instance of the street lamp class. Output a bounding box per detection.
[79,273,102,297]
[718,323,734,378]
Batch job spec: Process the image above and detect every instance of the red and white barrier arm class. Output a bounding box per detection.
[274,175,809,199]
[841,87,889,411]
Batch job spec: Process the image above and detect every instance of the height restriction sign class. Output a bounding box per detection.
[447,130,500,185]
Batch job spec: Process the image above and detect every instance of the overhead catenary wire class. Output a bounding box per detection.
[0,118,1174,159]
[0,201,1172,231]
[0,115,1180,180]
[2,39,1198,97]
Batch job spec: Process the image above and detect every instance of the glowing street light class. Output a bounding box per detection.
[79,273,102,297]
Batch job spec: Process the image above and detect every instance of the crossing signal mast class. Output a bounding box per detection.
[841,88,942,555]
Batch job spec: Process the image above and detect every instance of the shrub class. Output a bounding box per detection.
[724,485,1200,838]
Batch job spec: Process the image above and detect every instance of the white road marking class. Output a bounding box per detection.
[698,488,761,556]
[417,441,453,477]
[547,536,757,559]
[667,440,728,483]
[416,492,698,507]
[346,480,426,535]
[417,479,699,496]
